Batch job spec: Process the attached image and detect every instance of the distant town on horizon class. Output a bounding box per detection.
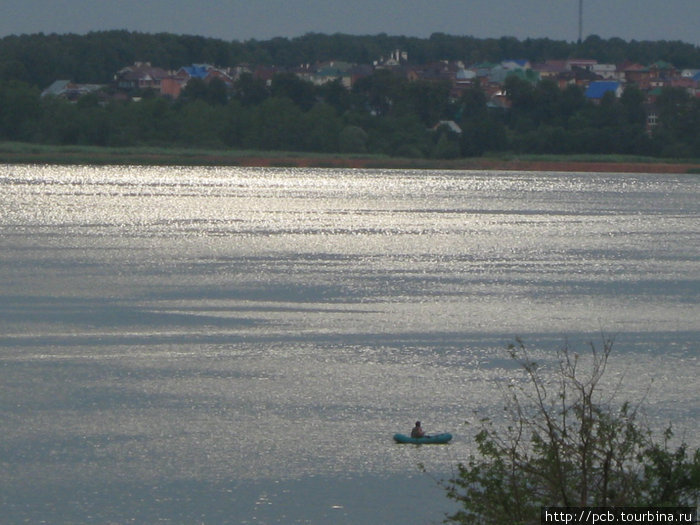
[2,31,699,160]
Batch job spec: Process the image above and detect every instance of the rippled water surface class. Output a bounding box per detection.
[1,165,698,523]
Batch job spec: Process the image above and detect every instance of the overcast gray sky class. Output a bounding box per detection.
[2,0,699,46]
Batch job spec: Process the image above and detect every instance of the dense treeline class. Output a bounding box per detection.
[2,72,699,158]
[1,31,699,158]
[2,30,700,89]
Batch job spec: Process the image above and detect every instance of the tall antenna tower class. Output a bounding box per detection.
[578,0,583,43]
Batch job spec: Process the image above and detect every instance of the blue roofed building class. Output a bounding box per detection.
[501,59,531,70]
[180,64,210,79]
[162,63,235,98]
[584,81,623,102]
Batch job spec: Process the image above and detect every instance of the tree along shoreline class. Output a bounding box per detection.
[442,338,700,524]
[1,143,698,173]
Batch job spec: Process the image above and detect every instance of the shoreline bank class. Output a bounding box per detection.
[234,156,700,173]
[1,144,699,173]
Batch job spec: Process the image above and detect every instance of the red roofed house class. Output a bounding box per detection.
[114,62,170,91]
[620,63,652,89]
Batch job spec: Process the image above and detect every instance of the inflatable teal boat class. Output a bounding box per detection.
[393,432,452,444]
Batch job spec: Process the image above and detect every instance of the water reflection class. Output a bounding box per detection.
[1,165,698,523]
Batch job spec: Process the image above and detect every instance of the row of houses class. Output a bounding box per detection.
[41,62,238,101]
[42,53,700,107]
[378,54,700,102]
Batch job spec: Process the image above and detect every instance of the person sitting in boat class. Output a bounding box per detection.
[411,421,425,438]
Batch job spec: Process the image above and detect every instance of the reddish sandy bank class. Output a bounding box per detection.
[234,156,700,173]
[2,148,698,174]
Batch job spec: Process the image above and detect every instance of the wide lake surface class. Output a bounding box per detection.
[1,165,698,523]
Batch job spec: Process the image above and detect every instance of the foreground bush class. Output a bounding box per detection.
[443,338,699,524]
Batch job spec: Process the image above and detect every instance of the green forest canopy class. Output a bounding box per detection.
[1,30,699,88]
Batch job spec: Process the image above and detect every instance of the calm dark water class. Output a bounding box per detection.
[1,165,698,523]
